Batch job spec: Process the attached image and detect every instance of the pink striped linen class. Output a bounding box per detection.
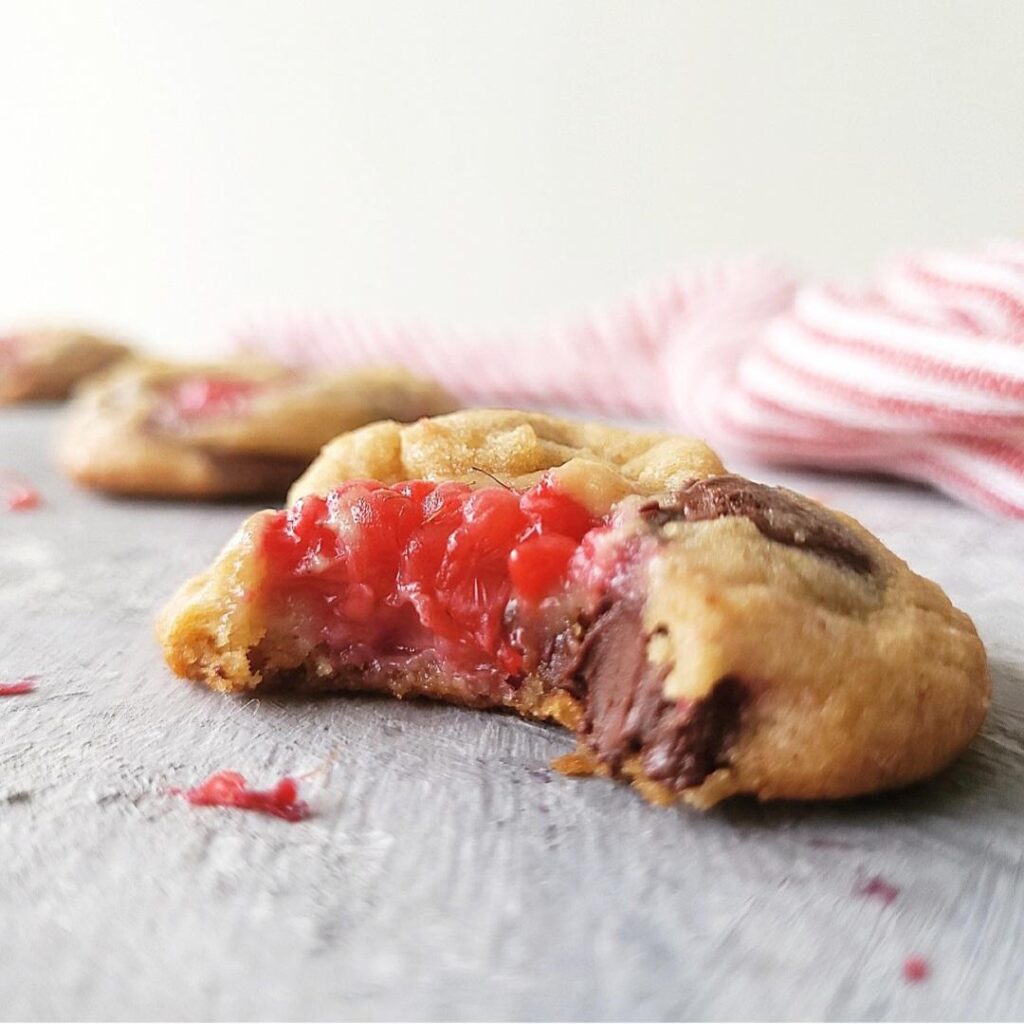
[236,240,1024,518]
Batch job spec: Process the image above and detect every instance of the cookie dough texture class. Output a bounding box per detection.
[56,359,458,498]
[0,328,131,403]
[159,409,990,808]
[288,409,728,515]
[624,476,988,806]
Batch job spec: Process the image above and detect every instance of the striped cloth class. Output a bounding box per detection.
[237,240,1024,518]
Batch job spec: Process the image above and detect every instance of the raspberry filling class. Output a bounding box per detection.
[153,375,266,429]
[260,475,601,681]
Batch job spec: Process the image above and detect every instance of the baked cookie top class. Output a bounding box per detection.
[290,409,727,514]
[0,328,131,402]
[56,359,458,498]
[159,409,989,808]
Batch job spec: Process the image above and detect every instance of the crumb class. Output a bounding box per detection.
[903,955,930,984]
[171,770,310,822]
[1,473,41,511]
[0,677,37,696]
[551,749,600,777]
[858,874,899,906]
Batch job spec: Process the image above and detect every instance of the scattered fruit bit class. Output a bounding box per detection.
[903,955,930,984]
[1,473,41,511]
[0,677,37,697]
[858,874,900,906]
[172,770,310,822]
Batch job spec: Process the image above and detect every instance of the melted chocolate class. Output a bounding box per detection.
[570,600,746,791]
[641,474,874,575]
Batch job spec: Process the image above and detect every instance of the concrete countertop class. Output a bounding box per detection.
[2,406,1023,1021]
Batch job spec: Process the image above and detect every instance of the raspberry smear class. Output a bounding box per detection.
[903,955,930,984]
[857,874,900,906]
[172,770,310,822]
[0,677,37,697]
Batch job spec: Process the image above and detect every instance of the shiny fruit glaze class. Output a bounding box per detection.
[261,475,600,678]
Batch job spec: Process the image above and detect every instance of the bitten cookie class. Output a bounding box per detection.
[56,359,458,498]
[0,328,131,403]
[158,409,989,807]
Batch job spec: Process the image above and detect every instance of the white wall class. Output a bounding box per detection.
[0,0,1021,357]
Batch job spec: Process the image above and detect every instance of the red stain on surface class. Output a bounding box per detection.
[807,837,856,850]
[0,677,37,696]
[172,771,310,822]
[2,474,40,511]
[903,955,930,984]
[858,874,900,906]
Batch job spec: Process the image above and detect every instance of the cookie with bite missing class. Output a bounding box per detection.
[0,328,131,403]
[56,359,457,498]
[158,409,989,807]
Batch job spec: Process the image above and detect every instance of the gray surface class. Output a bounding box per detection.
[2,405,1024,1022]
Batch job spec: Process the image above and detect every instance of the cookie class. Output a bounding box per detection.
[56,359,458,498]
[0,328,131,403]
[158,410,989,807]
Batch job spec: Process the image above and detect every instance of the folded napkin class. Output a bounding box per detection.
[237,240,1024,517]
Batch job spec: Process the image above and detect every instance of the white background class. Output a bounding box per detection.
[0,0,1021,357]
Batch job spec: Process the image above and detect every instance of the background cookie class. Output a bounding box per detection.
[56,358,458,498]
[0,328,132,403]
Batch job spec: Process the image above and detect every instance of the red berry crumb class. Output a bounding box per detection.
[2,473,41,511]
[0,677,37,697]
[173,770,310,822]
[903,955,930,984]
[858,874,899,906]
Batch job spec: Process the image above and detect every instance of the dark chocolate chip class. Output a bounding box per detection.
[572,599,746,791]
[641,474,874,575]
[641,677,746,789]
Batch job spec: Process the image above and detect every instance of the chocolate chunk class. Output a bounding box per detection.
[641,678,746,788]
[542,621,588,698]
[641,474,874,575]
[573,600,745,791]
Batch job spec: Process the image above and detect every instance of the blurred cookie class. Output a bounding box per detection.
[56,359,457,498]
[0,328,131,403]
